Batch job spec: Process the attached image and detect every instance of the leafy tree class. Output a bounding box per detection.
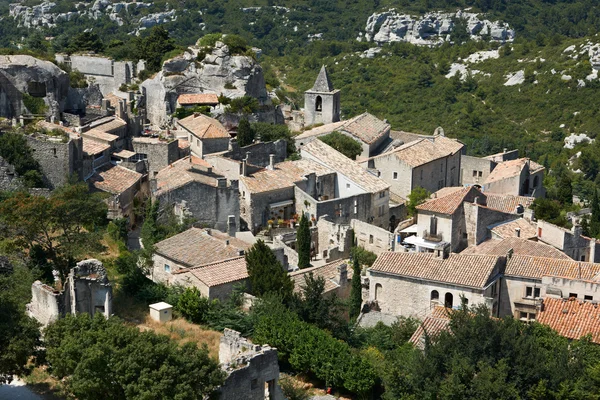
[226,96,259,114]
[236,118,255,147]
[44,313,225,399]
[0,263,40,384]
[532,197,567,227]
[68,31,104,54]
[589,187,600,237]
[349,255,362,320]
[407,187,430,217]
[133,26,176,72]
[318,132,362,160]
[0,131,44,188]
[222,34,250,55]
[350,246,377,268]
[176,287,214,324]
[252,122,296,156]
[107,218,128,244]
[245,239,293,301]
[140,199,160,249]
[296,213,311,269]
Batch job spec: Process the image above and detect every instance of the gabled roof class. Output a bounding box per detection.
[177,93,219,105]
[155,156,224,195]
[484,193,535,214]
[178,113,230,139]
[504,254,600,280]
[309,65,335,92]
[370,252,502,289]
[155,227,249,267]
[537,297,600,343]
[93,117,127,134]
[490,218,537,239]
[290,259,353,295]
[82,128,119,143]
[416,186,483,215]
[409,307,451,349]
[187,257,248,287]
[82,138,110,156]
[302,140,389,193]
[370,137,460,167]
[295,112,389,145]
[239,158,333,194]
[484,158,544,184]
[461,237,571,260]
[88,164,141,194]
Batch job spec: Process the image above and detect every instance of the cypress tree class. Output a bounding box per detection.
[590,187,600,237]
[236,118,255,147]
[245,239,293,300]
[349,256,362,320]
[297,214,311,269]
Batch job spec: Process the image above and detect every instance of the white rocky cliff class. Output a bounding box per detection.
[142,40,271,127]
[359,9,514,45]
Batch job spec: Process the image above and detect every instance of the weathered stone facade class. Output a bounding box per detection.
[351,219,394,255]
[0,155,20,190]
[537,221,600,263]
[132,137,180,177]
[304,66,340,127]
[26,133,83,189]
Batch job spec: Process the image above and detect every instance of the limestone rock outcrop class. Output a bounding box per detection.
[0,55,69,119]
[359,10,514,45]
[142,41,272,127]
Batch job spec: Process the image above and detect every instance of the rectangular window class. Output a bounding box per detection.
[529,313,536,321]
[526,286,533,298]
[369,235,374,244]
[197,139,200,147]
[581,255,586,261]
[569,293,578,299]
[440,163,443,172]
[478,171,483,177]
[519,311,528,320]
[393,172,398,180]
[354,199,358,214]
[164,264,171,273]
[430,216,438,235]
[473,170,477,177]
[421,170,424,180]
[534,287,540,298]
[346,183,351,189]
[585,295,594,301]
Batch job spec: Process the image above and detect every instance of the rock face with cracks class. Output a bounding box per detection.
[142,41,272,127]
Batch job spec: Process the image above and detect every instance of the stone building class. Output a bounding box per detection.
[217,329,284,400]
[28,259,112,326]
[460,149,519,186]
[303,65,340,127]
[152,156,239,232]
[295,112,391,159]
[176,113,231,157]
[351,218,395,255]
[316,216,353,262]
[150,227,249,286]
[131,136,180,178]
[290,259,353,299]
[87,163,143,221]
[359,135,463,199]
[368,252,503,318]
[176,93,219,109]
[0,155,20,190]
[482,158,545,198]
[536,220,600,263]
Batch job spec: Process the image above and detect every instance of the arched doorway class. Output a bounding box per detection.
[315,96,322,111]
[375,283,382,300]
[444,292,453,308]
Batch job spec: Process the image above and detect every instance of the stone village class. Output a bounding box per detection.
[2,38,600,398]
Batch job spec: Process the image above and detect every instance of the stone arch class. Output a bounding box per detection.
[444,292,453,308]
[431,290,439,301]
[375,283,382,300]
[315,95,322,112]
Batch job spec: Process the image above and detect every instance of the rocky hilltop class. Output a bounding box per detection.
[359,9,514,45]
[142,40,271,127]
[0,55,69,119]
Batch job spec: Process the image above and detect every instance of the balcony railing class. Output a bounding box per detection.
[423,230,443,242]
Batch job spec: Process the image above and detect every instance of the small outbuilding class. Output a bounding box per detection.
[149,302,173,323]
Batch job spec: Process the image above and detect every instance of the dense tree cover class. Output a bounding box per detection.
[44,313,225,400]
[318,132,363,160]
[236,118,255,147]
[296,213,311,269]
[0,182,108,281]
[245,239,294,300]
[0,132,44,188]
[0,263,40,384]
[251,122,297,157]
[407,187,430,217]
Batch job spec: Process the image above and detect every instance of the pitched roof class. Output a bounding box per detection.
[302,140,389,193]
[82,138,110,156]
[371,137,459,167]
[490,218,537,239]
[409,307,451,349]
[416,186,482,215]
[290,259,354,294]
[484,193,535,214]
[537,297,600,343]
[461,237,571,260]
[88,164,141,194]
[432,135,464,155]
[82,128,119,143]
[504,254,600,280]
[155,156,223,195]
[370,252,501,289]
[341,113,391,144]
[155,228,249,267]
[310,65,335,92]
[187,257,248,287]
[93,117,127,133]
[484,158,544,184]
[240,158,333,194]
[178,113,230,139]
[177,93,219,105]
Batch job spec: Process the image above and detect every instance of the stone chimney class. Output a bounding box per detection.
[572,224,582,238]
[227,215,237,237]
[101,99,110,113]
[337,263,348,285]
[241,158,247,177]
[268,154,275,170]
[507,248,514,259]
[515,227,521,238]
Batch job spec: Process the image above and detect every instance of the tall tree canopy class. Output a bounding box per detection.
[245,239,293,300]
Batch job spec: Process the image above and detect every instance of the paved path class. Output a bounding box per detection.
[0,379,44,400]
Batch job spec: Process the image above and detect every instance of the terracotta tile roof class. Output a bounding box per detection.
[155,228,250,267]
[290,259,354,294]
[370,137,458,167]
[240,158,333,194]
[177,93,219,105]
[416,186,482,215]
[302,140,389,193]
[296,121,346,140]
[484,158,544,184]
[432,135,464,155]
[187,256,248,287]
[341,112,391,144]
[461,237,571,260]
[178,114,230,139]
[113,149,136,159]
[93,117,127,133]
[82,129,119,143]
[490,218,537,239]
[537,297,600,343]
[103,93,126,108]
[82,138,109,156]
[132,136,171,144]
[370,252,502,289]
[505,254,600,280]
[178,139,190,149]
[88,164,141,194]
[409,307,451,349]
[484,193,535,214]
[155,156,223,195]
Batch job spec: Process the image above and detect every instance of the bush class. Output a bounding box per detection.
[226,96,259,114]
[176,287,214,324]
[318,131,363,160]
[279,377,310,400]
[22,94,47,115]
